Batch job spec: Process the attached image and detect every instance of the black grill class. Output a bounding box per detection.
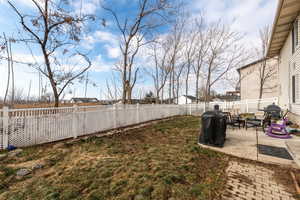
[260,104,282,119]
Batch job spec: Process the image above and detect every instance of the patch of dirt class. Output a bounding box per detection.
[7,159,45,169]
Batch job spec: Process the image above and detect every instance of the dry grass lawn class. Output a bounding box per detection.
[0,116,229,200]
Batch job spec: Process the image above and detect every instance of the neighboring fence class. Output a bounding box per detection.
[0,104,204,149]
[208,97,279,113]
[0,98,278,149]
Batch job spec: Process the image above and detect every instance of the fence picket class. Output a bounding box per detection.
[2,107,9,149]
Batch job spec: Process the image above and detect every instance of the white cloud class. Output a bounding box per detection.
[0,0,34,7]
[81,35,97,50]
[72,0,102,15]
[83,30,121,59]
[191,0,277,48]
[94,31,119,46]
[13,53,43,64]
[0,58,40,99]
[90,55,113,72]
[105,45,121,59]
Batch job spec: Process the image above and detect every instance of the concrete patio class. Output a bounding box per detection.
[199,127,300,168]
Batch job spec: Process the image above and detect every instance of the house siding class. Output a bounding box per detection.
[177,96,192,105]
[279,15,300,115]
[239,59,279,100]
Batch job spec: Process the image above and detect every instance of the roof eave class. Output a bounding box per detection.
[267,0,300,57]
[267,0,284,58]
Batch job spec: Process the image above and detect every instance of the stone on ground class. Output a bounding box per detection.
[31,163,44,170]
[0,153,7,160]
[16,168,31,177]
[8,149,23,157]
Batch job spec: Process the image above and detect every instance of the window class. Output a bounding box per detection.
[292,75,296,103]
[292,19,298,54]
[292,73,299,103]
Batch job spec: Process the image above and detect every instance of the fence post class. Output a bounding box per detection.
[72,105,78,139]
[189,104,192,115]
[136,103,140,124]
[151,103,155,119]
[3,107,9,149]
[246,99,249,113]
[113,104,117,128]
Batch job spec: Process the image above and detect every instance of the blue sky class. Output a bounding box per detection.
[0,0,277,100]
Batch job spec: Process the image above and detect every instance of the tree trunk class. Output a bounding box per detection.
[122,79,127,104]
[42,47,60,107]
[205,77,210,103]
[195,70,199,103]
[54,95,59,107]
[168,72,172,104]
[176,81,180,104]
[9,40,14,105]
[4,47,10,105]
[156,90,160,104]
[161,86,164,104]
[185,66,190,105]
[172,70,176,103]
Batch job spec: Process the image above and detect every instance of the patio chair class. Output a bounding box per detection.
[245,112,270,131]
[223,112,242,129]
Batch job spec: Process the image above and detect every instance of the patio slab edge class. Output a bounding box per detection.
[285,140,300,168]
[198,143,299,169]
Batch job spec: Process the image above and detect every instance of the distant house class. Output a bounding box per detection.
[211,98,223,102]
[177,95,197,105]
[237,58,279,100]
[70,98,99,104]
[212,95,240,102]
[114,98,156,104]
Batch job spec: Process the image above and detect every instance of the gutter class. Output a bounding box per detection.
[267,0,284,57]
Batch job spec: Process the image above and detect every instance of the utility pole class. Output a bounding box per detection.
[27,80,32,102]
[84,72,89,97]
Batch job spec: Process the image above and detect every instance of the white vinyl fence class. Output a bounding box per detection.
[208,97,279,113]
[0,98,278,149]
[0,104,203,149]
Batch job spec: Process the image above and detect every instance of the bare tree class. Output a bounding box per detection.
[8,0,93,107]
[103,0,169,104]
[256,26,278,100]
[8,88,25,104]
[167,12,186,104]
[1,33,15,106]
[183,21,198,104]
[203,21,248,104]
[193,17,209,103]
[105,72,122,101]
[174,62,185,103]
[146,39,172,103]
[2,34,10,105]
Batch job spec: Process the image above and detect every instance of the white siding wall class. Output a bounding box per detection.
[279,15,300,114]
[177,96,192,105]
[240,59,279,100]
